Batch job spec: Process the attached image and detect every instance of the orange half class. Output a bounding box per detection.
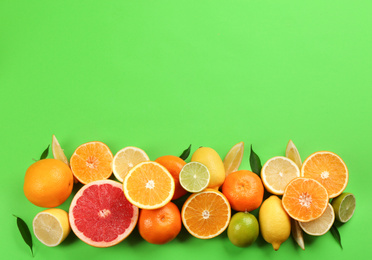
[123,161,175,210]
[70,141,113,184]
[181,189,231,239]
[282,177,328,222]
[301,151,348,198]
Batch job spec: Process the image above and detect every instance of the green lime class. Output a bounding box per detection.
[179,162,210,193]
[331,192,356,223]
[227,212,259,247]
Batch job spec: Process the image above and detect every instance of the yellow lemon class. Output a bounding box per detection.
[191,147,225,189]
[259,195,291,250]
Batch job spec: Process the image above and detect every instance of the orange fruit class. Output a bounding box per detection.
[222,170,264,212]
[181,189,231,239]
[70,141,114,184]
[123,161,175,209]
[223,141,244,176]
[138,202,181,244]
[282,177,329,222]
[24,159,73,208]
[155,155,188,200]
[301,151,348,198]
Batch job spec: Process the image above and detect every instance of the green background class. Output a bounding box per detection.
[1,0,371,259]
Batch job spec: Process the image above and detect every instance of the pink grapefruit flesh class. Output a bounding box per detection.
[69,180,138,247]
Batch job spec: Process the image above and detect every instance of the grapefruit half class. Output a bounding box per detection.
[69,180,138,247]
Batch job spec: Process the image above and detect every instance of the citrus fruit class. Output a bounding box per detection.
[181,189,231,239]
[223,141,244,176]
[155,155,187,200]
[113,146,149,182]
[52,134,69,166]
[261,156,300,195]
[291,219,305,250]
[331,192,356,223]
[69,180,138,247]
[24,159,73,208]
[123,161,175,209]
[221,170,264,212]
[138,202,181,244]
[191,147,225,189]
[301,151,348,198]
[299,203,335,236]
[259,195,291,251]
[282,177,328,222]
[33,208,70,247]
[70,141,114,184]
[227,212,259,247]
[285,140,302,169]
[179,162,210,193]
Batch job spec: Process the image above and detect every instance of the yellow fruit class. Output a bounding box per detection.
[191,147,225,189]
[259,195,291,250]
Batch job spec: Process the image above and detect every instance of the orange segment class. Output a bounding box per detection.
[123,161,175,209]
[70,141,113,184]
[181,189,231,239]
[301,151,348,198]
[282,177,328,222]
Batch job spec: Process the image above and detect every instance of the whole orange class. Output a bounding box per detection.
[138,202,182,244]
[24,159,74,208]
[155,155,187,200]
[222,170,264,212]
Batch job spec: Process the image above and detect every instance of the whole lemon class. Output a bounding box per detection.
[259,195,291,250]
[227,212,259,247]
[191,147,225,189]
[24,159,74,207]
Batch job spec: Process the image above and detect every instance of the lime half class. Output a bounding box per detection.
[331,192,356,223]
[179,162,210,193]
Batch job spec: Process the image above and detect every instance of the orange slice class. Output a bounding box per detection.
[223,141,244,176]
[113,146,149,182]
[282,177,328,222]
[301,151,348,198]
[261,156,300,195]
[123,161,175,209]
[70,141,113,184]
[181,189,231,239]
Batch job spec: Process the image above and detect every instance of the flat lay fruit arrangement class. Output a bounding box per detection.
[16,136,356,255]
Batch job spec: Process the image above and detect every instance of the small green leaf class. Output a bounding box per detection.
[330,224,343,249]
[40,144,50,160]
[13,215,33,256]
[249,145,262,176]
[180,144,192,160]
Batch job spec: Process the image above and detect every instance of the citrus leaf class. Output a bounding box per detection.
[40,145,50,160]
[330,224,343,249]
[180,144,191,160]
[13,215,33,256]
[249,145,262,176]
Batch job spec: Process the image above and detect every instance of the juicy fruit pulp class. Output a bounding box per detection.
[223,142,244,176]
[259,196,291,251]
[69,180,138,247]
[179,162,210,193]
[299,203,335,236]
[227,212,259,247]
[331,192,356,223]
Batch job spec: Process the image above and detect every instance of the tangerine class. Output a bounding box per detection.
[222,170,264,212]
[24,159,74,208]
[138,202,181,244]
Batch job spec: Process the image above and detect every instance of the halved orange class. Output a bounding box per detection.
[301,151,348,198]
[123,161,175,210]
[181,189,231,239]
[282,177,328,222]
[70,141,113,184]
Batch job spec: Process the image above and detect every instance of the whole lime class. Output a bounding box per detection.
[227,212,259,247]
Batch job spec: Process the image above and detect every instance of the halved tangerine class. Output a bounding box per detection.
[301,151,348,198]
[282,177,328,222]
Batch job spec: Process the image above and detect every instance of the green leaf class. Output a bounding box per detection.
[13,215,33,256]
[330,224,343,249]
[249,145,262,176]
[40,144,50,160]
[179,144,191,160]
